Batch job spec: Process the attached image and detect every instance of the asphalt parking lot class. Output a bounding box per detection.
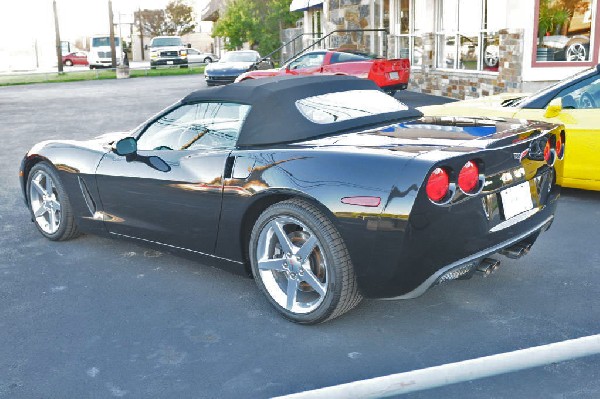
[1,76,599,399]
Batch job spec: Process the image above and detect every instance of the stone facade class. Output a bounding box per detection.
[408,29,524,99]
[325,0,386,56]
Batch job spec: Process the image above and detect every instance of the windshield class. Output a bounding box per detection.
[220,52,258,63]
[151,37,183,47]
[92,37,120,47]
[513,67,596,107]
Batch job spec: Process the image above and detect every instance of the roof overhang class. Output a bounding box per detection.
[201,0,221,21]
[290,0,324,12]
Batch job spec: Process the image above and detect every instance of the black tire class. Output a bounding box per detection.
[26,162,81,241]
[203,57,212,63]
[249,198,362,324]
[64,60,73,66]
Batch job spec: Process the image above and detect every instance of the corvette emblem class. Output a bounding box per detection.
[514,149,529,162]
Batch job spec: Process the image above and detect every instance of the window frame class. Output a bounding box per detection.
[531,0,600,68]
[134,101,251,151]
[434,0,500,72]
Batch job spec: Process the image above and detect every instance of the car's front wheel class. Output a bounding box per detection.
[249,199,362,324]
[203,57,212,63]
[26,162,80,241]
[565,39,588,61]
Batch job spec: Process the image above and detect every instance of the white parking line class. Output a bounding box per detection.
[273,334,600,398]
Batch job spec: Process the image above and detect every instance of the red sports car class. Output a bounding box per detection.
[62,52,89,66]
[235,50,410,94]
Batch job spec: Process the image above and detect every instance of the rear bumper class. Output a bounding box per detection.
[385,213,554,300]
[348,165,560,299]
[381,82,408,92]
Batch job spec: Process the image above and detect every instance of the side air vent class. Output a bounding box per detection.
[78,176,96,215]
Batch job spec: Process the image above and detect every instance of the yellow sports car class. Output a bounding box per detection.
[420,65,600,191]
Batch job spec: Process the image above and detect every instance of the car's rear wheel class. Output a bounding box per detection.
[249,199,362,324]
[203,57,212,63]
[26,162,80,241]
[64,60,73,66]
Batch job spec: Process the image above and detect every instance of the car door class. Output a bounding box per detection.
[285,52,326,76]
[187,48,200,64]
[95,101,251,255]
[515,73,600,188]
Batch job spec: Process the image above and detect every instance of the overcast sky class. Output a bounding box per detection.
[1,0,207,42]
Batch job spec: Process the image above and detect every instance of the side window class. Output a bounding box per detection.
[136,102,251,151]
[188,49,198,55]
[288,53,325,70]
[553,75,600,109]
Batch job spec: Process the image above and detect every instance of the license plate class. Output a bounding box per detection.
[389,71,399,80]
[500,181,534,220]
[167,60,174,65]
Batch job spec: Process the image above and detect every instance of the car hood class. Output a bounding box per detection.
[293,116,558,157]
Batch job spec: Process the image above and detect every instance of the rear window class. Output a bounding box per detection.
[296,90,408,124]
[329,52,376,64]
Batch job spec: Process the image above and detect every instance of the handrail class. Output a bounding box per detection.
[283,28,389,64]
[259,28,389,66]
[261,32,308,62]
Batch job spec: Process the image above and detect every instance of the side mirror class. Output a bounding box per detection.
[187,43,191,48]
[115,137,137,156]
[544,98,562,118]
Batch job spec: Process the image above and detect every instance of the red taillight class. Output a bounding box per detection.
[543,140,551,163]
[426,167,450,202]
[556,131,565,159]
[458,161,479,193]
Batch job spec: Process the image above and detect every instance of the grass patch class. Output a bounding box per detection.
[0,65,205,86]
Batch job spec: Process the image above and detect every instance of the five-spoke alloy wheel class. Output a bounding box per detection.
[26,162,80,241]
[250,199,361,324]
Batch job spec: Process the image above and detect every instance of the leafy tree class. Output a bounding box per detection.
[135,0,196,37]
[135,9,168,37]
[213,0,301,56]
[165,0,196,36]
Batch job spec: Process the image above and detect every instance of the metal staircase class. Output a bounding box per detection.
[263,29,389,65]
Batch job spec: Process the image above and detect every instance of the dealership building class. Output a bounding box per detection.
[289,0,599,98]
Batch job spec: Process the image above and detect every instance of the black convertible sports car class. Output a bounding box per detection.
[20,76,563,324]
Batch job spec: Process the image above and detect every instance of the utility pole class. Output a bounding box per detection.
[138,8,145,60]
[53,0,63,73]
[108,0,117,68]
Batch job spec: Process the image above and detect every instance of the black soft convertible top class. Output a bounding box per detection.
[181,75,422,146]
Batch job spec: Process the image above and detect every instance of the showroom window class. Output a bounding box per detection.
[435,0,507,71]
[390,0,433,66]
[534,0,597,64]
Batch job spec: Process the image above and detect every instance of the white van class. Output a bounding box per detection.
[88,35,122,69]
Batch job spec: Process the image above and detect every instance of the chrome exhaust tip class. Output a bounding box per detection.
[476,258,501,277]
[501,243,532,259]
